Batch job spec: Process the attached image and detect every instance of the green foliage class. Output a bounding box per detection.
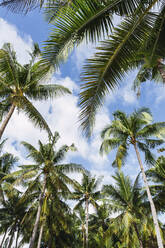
[0,43,71,138]
[100,108,165,167]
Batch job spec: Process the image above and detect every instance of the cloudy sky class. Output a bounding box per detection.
[0,5,165,247]
[0,7,165,189]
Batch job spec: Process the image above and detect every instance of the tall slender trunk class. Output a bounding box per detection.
[15,228,20,248]
[82,225,86,248]
[134,143,164,248]
[37,223,44,248]
[0,103,15,140]
[7,229,15,248]
[0,228,8,247]
[0,185,5,203]
[133,223,143,248]
[157,59,165,83]
[29,175,47,248]
[85,198,89,248]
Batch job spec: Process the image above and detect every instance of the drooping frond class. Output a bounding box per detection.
[0,0,44,13]
[137,141,155,165]
[56,163,84,174]
[79,10,157,136]
[137,122,165,138]
[0,43,21,88]
[42,0,114,67]
[100,138,121,155]
[26,84,71,100]
[18,96,52,137]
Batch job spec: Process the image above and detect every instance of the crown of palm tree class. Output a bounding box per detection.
[72,173,102,209]
[100,107,165,167]
[103,172,156,247]
[0,43,71,138]
[147,156,165,211]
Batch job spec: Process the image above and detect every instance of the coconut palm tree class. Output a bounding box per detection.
[38,189,79,248]
[103,171,154,248]
[100,108,165,248]
[0,43,70,139]
[0,139,18,202]
[71,173,102,248]
[7,132,84,248]
[147,156,165,212]
[89,203,110,248]
[0,186,33,248]
[74,206,86,248]
[40,0,165,135]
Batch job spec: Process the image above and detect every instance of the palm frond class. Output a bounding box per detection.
[0,43,20,88]
[26,84,71,100]
[42,0,114,67]
[79,10,157,136]
[112,143,128,168]
[19,96,52,137]
[100,138,121,155]
[0,0,44,13]
[56,163,84,174]
[137,141,155,166]
[137,122,165,138]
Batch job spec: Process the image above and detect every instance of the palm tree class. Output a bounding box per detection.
[2,0,165,135]
[40,0,165,135]
[100,108,165,248]
[0,186,32,248]
[38,189,79,248]
[8,132,84,248]
[0,139,18,202]
[74,207,86,248]
[147,156,165,212]
[89,203,110,248]
[71,173,102,248]
[0,0,67,12]
[103,171,153,248]
[0,43,70,139]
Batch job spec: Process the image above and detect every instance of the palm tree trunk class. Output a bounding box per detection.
[134,143,164,248]
[7,230,15,248]
[0,103,15,140]
[37,223,44,248]
[133,223,143,248]
[157,59,165,82]
[29,176,47,248]
[0,185,5,203]
[0,228,8,247]
[15,228,20,248]
[82,225,86,248]
[85,198,89,248]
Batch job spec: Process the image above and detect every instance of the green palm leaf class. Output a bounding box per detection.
[19,96,52,136]
[79,10,157,135]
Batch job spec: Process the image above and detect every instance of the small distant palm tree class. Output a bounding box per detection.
[71,173,102,248]
[0,43,70,139]
[0,139,18,202]
[8,132,84,248]
[100,108,165,248]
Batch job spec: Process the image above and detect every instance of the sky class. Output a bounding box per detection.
[0,5,165,244]
[0,6,165,183]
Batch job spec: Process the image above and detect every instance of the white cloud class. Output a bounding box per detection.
[0,18,33,64]
[72,41,96,71]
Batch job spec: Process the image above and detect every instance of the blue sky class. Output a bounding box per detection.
[0,7,165,187]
